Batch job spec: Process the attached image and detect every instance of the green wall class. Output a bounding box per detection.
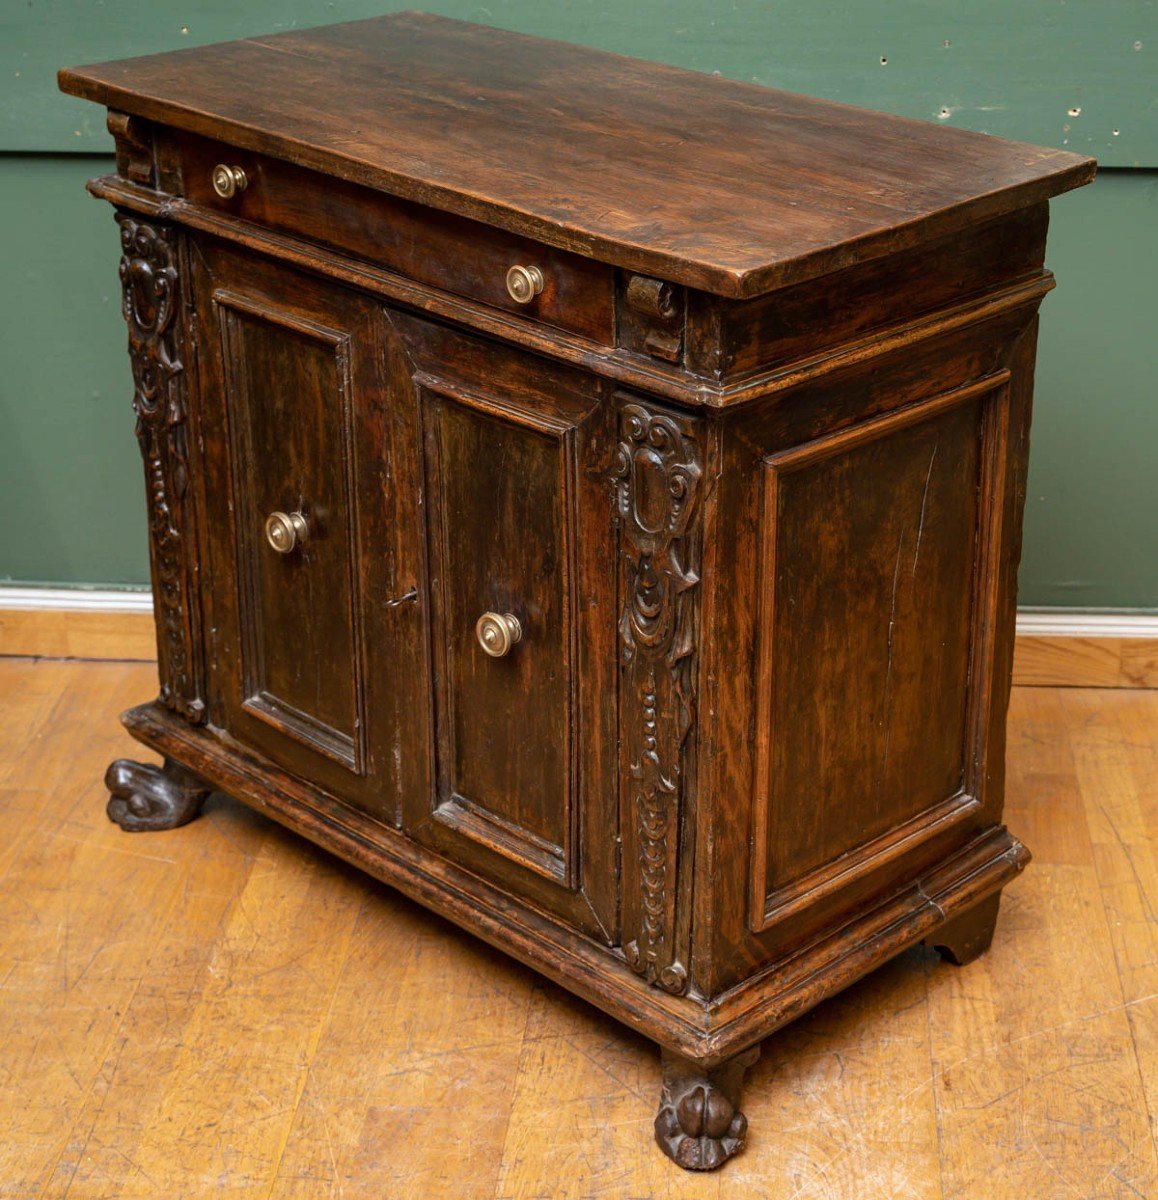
[1,2,1155,606]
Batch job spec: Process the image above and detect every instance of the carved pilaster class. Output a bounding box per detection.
[614,400,702,995]
[116,212,205,724]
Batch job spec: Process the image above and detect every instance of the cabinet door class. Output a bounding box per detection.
[392,315,619,942]
[190,241,427,823]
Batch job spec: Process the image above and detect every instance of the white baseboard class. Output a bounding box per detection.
[1014,610,1158,638]
[0,586,153,613]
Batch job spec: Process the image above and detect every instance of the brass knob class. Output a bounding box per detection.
[476,611,522,657]
[211,164,248,199]
[265,510,308,554]
[505,264,545,304]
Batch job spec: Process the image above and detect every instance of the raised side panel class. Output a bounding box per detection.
[421,380,578,884]
[749,372,1010,930]
[215,291,367,773]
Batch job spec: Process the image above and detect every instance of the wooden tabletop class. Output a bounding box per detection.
[59,11,1096,298]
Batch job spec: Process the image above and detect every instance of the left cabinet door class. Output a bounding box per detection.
[189,239,428,823]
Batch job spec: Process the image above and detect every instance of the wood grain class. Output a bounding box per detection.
[2,660,1156,1196]
[1013,635,1158,688]
[57,12,1095,297]
[51,18,1101,1174]
[0,607,156,661]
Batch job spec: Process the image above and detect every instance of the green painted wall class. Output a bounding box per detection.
[1,3,1155,606]
[6,1,1153,165]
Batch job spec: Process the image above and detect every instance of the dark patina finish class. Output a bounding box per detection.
[60,12,1094,1169]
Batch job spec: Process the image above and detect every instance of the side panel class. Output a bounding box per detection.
[695,304,1039,997]
[750,375,1008,928]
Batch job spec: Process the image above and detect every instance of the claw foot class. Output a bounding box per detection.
[105,757,211,831]
[655,1044,759,1171]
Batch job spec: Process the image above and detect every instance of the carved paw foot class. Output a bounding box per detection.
[105,757,211,832]
[655,1044,759,1171]
[925,892,1002,966]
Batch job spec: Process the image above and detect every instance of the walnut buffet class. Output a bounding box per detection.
[60,14,1095,1171]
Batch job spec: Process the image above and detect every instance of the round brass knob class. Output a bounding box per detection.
[265,510,309,554]
[211,163,248,199]
[505,264,545,305]
[475,611,522,657]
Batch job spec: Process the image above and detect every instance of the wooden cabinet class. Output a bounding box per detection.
[61,12,1095,1171]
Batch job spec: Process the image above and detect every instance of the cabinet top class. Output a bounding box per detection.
[59,11,1095,299]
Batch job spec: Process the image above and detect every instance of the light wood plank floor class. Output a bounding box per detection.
[1,658,1155,1199]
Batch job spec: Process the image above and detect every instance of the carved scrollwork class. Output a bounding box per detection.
[117,212,205,724]
[614,402,702,995]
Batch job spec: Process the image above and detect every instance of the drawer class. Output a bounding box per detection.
[167,131,615,344]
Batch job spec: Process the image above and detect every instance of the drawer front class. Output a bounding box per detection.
[191,240,428,822]
[392,315,620,940]
[169,131,615,344]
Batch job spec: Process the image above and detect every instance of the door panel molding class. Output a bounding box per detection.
[214,287,369,775]
[749,370,1011,931]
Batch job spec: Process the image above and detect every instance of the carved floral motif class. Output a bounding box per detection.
[117,213,205,723]
[614,402,702,995]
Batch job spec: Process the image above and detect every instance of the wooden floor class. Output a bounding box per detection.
[1,659,1155,1199]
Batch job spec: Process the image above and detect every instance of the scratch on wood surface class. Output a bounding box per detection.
[1096,802,1157,925]
[913,442,938,576]
[53,831,176,866]
[553,1034,650,1104]
[875,531,906,803]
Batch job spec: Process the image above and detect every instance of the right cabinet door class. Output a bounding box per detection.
[394,314,620,943]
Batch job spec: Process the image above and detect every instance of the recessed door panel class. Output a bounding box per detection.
[218,294,364,771]
[190,240,430,825]
[390,311,619,942]
[423,387,576,882]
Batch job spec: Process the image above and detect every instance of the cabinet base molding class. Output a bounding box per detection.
[117,701,1029,1072]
